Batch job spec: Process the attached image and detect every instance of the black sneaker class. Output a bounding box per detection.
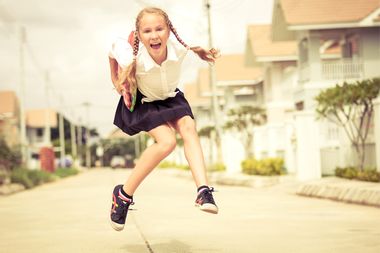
[195,187,218,214]
[110,185,134,231]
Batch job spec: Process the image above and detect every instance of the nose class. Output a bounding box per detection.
[150,31,158,39]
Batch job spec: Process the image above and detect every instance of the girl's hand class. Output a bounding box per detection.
[122,90,133,109]
[115,84,126,95]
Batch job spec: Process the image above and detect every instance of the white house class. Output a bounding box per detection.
[245,24,298,174]
[271,0,380,179]
[184,54,263,172]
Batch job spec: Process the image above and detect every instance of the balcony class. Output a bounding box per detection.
[298,59,365,84]
[321,59,364,80]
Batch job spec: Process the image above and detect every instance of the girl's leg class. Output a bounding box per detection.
[171,116,208,188]
[123,124,176,195]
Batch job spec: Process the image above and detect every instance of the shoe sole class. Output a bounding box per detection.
[196,203,219,214]
[110,220,124,231]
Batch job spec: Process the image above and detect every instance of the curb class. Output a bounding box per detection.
[0,183,25,196]
[161,168,294,188]
[296,177,380,208]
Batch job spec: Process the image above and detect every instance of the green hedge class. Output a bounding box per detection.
[207,163,226,172]
[158,161,189,170]
[10,169,56,189]
[335,167,380,182]
[54,167,79,178]
[10,167,80,189]
[241,158,286,176]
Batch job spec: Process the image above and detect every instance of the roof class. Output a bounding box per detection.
[0,91,18,116]
[198,54,263,95]
[280,0,380,25]
[26,109,57,128]
[184,83,210,107]
[215,54,263,81]
[247,24,297,60]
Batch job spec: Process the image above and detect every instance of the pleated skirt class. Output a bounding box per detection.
[113,88,194,136]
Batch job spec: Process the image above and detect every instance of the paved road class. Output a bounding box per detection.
[1,168,380,253]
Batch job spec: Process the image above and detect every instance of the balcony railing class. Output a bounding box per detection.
[321,59,364,80]
[298,59,365,84]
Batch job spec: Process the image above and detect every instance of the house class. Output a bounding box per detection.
[270,0,380,179]
[184,54,263,172]
[0,91,20,147]
[245,24,298,173]
[26,109,57,147]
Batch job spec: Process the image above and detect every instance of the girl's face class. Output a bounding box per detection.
[138,13,170,65]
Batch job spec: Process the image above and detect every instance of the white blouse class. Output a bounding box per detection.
[108,37,188,103]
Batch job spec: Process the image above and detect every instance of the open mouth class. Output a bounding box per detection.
[150,43,161,50]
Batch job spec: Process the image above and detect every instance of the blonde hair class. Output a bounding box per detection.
[118,7,219,93]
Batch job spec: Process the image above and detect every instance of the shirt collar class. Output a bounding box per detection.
[140,40,179,71]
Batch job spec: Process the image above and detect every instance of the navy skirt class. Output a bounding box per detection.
[113,88,194,136]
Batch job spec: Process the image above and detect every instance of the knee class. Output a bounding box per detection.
[178,118,197,138]
[157,136,176,154]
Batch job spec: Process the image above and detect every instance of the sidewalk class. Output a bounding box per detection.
[164,169,380,208]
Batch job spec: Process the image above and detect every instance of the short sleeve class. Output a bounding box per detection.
[108,37,134,69]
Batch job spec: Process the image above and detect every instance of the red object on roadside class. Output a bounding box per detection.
[40,147,55,172]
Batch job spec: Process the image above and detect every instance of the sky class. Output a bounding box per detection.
[0,0,274,137]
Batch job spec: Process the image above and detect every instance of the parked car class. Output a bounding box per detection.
[110,156,126,169]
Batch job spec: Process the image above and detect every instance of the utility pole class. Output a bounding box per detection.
[77,118,83,166]
[19,26,28,166]
[83,102,91,168]
[43,71,52,146]
[70,111,78,166]
[204,0,223,163]
[58,96,65,166]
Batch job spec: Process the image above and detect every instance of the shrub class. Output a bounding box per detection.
[207,163,226,172]
[27,170,56,185]
[54,167,79,178]
[10,169,34,189]
[0,138,22,170]
[158,161,178,169]
[241,158,286,176]
[335,167,380,182]
[158,161,189,170]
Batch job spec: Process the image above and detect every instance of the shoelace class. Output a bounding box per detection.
[113,200,135,219]
[201,187,216,204]
[112,195,135,213]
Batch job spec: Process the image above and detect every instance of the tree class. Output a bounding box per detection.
[315,78,380,171]
[224,105,266,158]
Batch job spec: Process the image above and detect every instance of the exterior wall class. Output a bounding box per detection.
[374,97,380,172]
[360,27,380,78]
[293,110,321,181]
[251,60,297,174]
[0,117,20,147]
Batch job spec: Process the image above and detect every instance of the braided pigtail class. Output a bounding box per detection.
[118,31,139,94]
[168,20,220,63]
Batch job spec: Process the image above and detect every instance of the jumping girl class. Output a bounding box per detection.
[108,7,219,231]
